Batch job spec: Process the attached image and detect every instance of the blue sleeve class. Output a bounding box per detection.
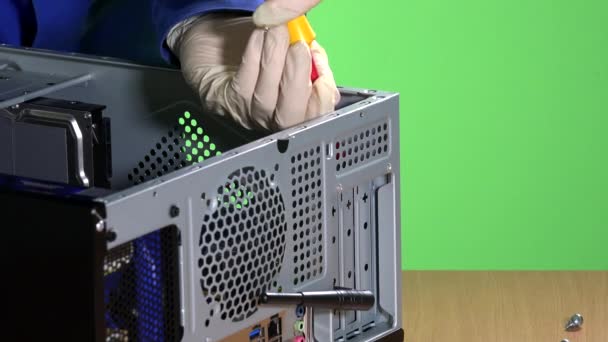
[0,0,37,47]
[151,0,264,64]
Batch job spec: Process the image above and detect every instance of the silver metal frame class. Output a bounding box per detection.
[0,45,402,342]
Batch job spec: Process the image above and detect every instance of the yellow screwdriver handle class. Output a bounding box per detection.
[286,15,319,81]
[287,15,316,45]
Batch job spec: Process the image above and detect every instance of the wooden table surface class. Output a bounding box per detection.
[402,271,608,342]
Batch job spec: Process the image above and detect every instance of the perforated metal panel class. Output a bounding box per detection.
[103,226,181,342]
[127,111,225,185]
[198,166,286,323]
[335,121,390,173]
[177,110,222,163]
[128,125,187,185]
[288,145,324,285]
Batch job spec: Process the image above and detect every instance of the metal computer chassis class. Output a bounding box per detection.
[0,45,402,342]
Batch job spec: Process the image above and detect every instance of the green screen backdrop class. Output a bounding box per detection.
[309,0,608,270]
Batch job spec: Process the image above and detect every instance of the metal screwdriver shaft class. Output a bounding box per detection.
[260,290,375,311]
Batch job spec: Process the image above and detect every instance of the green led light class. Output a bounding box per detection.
[197,142,204,149]
[236,204,242,209]
[185,140,192,147]
[230,196,236,203]
[247,192,253,198]
[209,143,216,151]
[181,146,186,152]
[178,118,185,125]
[191,119,198,126]
[203,135,210,143]
[184,111,191,119]
[243,199,249,206]
[186,154,192,161]
[185,126,191,133]
[204,150,210,157]
[237,190,242,197]
[192,148,198,155]
[198,156,204,163]
[196,127,203,135]
[216,151,222,156]
[191,134,198,141]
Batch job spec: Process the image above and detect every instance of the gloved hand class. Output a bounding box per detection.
[167,12,339,131]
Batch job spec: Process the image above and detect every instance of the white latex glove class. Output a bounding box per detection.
[167,13,339,131]
[253,0,322,27]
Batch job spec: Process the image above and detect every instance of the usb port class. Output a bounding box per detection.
[249,326,264,341]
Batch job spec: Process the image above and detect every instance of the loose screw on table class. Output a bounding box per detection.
[565,313,583,331]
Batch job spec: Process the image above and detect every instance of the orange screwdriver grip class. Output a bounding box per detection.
[287,16,319,82]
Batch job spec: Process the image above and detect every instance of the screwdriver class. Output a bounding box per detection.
[259,289,375,311]
[287,15,320,82]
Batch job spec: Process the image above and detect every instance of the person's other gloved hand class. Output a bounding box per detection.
[253,0,322,27]
[167,13,339,131]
